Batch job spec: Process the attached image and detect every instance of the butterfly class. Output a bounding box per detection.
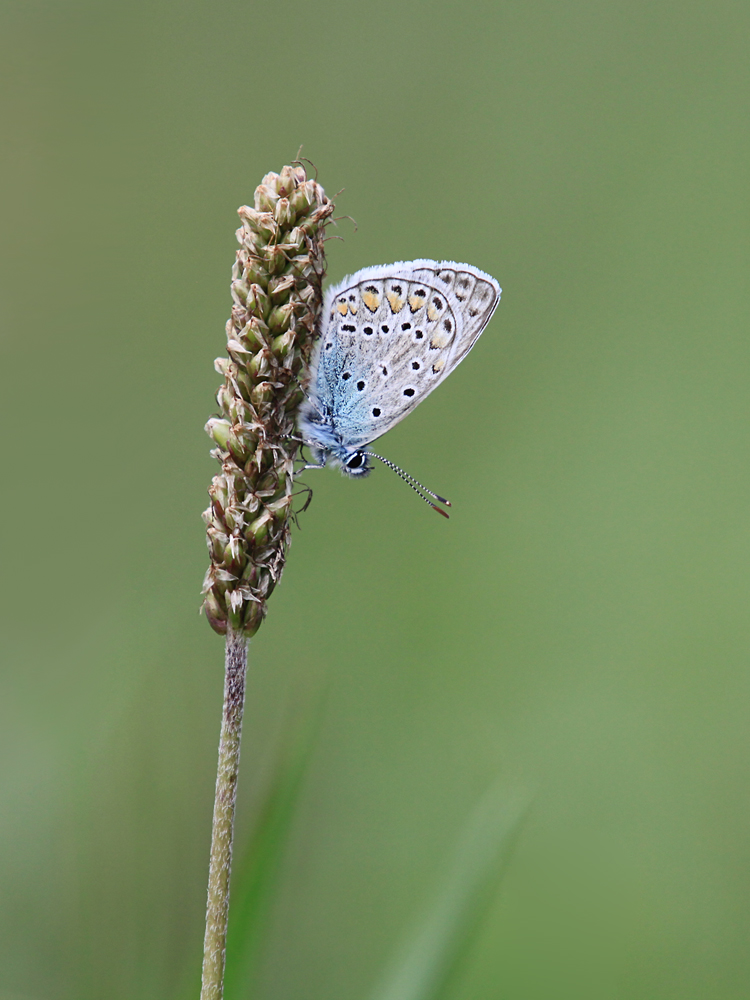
[298,260,501,515]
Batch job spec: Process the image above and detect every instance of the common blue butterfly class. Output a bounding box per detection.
[298,260,501,514]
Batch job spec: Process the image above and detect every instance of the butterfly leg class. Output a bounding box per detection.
[293,442,327,475]
[290,484,314,522]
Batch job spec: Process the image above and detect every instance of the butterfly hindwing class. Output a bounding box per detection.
[310,261,500,452]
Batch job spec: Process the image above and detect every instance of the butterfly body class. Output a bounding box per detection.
[298,260,501,477]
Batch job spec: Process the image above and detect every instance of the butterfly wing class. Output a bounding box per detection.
[309,261,500,452]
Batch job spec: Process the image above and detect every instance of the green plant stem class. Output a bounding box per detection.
[200,627,249,1000]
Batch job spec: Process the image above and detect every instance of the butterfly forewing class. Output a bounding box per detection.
[410,264,500,364]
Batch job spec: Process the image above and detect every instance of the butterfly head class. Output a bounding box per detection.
[341,451,372,477]
[298,403,372,476]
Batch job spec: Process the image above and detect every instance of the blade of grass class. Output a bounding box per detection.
[222,697,325,1000]
[368,785,530,1000]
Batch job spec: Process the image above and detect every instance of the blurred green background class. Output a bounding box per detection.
[2,0,750,997]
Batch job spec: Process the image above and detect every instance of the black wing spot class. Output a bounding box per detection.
[414,289,426,297]
[372,407,381,417]
[325,342,333,350]
[433,297,443,310]
[381,366,388,376]
[443,319,452,332]
[411,361,420,370]
[342,324,355,332]
[403,388,415,397]
[365,284,378,293]
[381,325,389,333]
[391,284,402,294]
[364,326,373,335]
[402,322,411,330]
[342,372,351,380]
[458,277,470,288]
[357,380,365,391]
[348,294,355,301]
[415,330,424,339]
[456,294,466,302]
[440,273,451,283]
[469,308,478,317]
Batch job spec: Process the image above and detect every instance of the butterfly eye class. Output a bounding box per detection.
[345,453,366,470]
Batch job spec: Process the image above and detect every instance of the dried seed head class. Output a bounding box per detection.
[202,163,334,636]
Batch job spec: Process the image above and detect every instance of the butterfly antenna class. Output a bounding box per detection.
[363,451,452,519]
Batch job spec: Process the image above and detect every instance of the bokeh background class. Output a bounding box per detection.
[2,1,750,997]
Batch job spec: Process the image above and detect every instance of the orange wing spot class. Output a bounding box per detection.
[432,359,446,373]
[362,291,380,312]
[408,294,424,312]
[427,303,441,322]
[336,301,349,316]
[430,331,451,350]
[386,292,405,314]
[348,300,358,315]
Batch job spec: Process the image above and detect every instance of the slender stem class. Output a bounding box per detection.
[200,627,249,1000]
